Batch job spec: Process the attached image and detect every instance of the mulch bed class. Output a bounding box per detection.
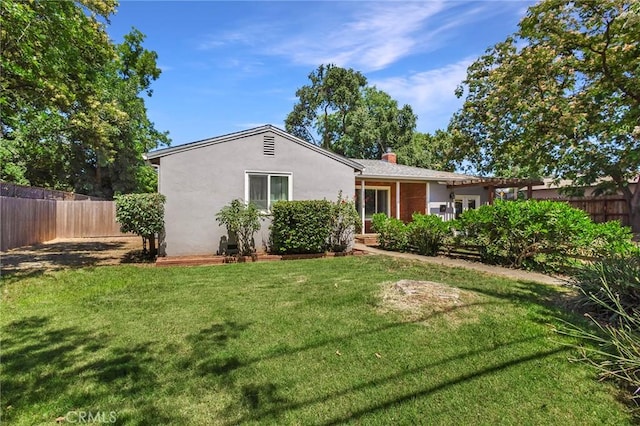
[155,250,366,267]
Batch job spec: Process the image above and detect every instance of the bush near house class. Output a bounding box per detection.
[371,213,450,257]
[215,199,263,256]
[453,200,635,270]
[270,200,334,254]
[329,192,361,253]
[371,213,409,252]
[115,193,165,257]
[407,213,449,256]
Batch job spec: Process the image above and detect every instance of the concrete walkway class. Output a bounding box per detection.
[354,243,569,286]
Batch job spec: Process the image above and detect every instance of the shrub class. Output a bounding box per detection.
[560,257,640,410]
[371,213,408,252]
[407,213,448,256]
[270,200,333,254]
[215,199,263,256]
[455,199,634,270]
[115,193,166,257]
[571,256,640,320]
[329,191,361,253]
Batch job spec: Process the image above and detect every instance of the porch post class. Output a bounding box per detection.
[488,185,495,205]
[527,184,533,199]
[426,182,430,214]
[396,181,400,219]
[360,180,365,233]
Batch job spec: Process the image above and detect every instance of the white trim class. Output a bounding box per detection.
[396,181,400,219]
[359,182,365,232]
[426,182,430,213]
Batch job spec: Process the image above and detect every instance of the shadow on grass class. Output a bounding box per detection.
[0,316,186,424]
[1,239,150,275]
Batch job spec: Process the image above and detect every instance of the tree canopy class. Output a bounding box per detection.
[450,0,640,231]
[285,64,417,159]
[0,0,168,198]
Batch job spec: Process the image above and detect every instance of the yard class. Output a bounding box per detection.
[1,256,633,425]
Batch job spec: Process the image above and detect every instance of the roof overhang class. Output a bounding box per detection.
[446,177,545,189]
[144,125,364,172]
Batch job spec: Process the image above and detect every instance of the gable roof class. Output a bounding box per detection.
[353,159,476,182]
[144,125,364,171]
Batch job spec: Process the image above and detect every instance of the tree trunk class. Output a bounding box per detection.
[630,186,640,234]
[622,184,640,234]
[148,233,157,257]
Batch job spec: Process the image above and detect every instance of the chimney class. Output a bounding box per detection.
[381,147,397,164]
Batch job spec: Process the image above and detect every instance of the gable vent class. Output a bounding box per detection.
[263,135,275,156]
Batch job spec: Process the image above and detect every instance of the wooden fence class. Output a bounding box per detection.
[1,197,127,251]
[541,195,630,226]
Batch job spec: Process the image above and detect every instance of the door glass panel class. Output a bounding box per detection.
[377,189,389,215]
[467,199,476,210]
[455,199,463,219]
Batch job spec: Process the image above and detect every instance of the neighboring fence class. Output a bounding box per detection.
[541,195,630,227]
[1,184,127,251]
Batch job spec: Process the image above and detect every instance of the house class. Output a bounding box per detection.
[146,125,535,256]
[145,125,362,256]
[353,152,489,233]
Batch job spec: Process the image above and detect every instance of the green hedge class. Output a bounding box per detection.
[407,213,449,256]
[454,199,635,269]
[270,200,333,254]
[372,213,449,256]
[371,213,408,252]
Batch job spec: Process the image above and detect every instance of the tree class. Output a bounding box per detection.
[396,130,456,171]
[115,193,166,257]
[0,0,168,198]
[339,87,416,159]
[450,0,640,232]
[286,64,366,151]
[285,64,417,158]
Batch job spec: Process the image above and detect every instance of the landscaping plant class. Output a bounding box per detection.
[407,213,448,256]
[270,200,333,254]
[454,200,634,270]
[215,199,263,256]
[115,193,166,257]
[329,191,361,252]
[371,213,408,252]
[560,256,640,413]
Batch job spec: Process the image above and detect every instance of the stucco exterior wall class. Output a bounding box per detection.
[158,131,356,256]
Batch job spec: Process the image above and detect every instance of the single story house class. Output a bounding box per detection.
[145,125,536,256]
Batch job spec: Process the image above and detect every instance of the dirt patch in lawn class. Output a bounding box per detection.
[1,236,151,275]
[379,279,482,325]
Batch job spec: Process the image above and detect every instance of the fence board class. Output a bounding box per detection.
[1,197,57,251]
[56,201,126,238]
[1,197,127,251]
[539,196,630,226]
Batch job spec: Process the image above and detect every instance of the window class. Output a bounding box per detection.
[355,187,390,219]
[246,172,291,211]
[454,195,480,219]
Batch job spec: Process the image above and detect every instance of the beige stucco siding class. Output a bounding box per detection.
[159,131,355,256]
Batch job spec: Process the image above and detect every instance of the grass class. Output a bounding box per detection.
[0,256,633,425]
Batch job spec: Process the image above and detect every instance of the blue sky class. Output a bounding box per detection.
[107,1,535,147]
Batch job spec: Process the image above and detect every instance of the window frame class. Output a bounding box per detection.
[355,185,391,219]
[244,171,293,212]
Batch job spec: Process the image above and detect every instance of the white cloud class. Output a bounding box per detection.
[196,2,502,72]
[372,58,474,131]
[270,2,447,71]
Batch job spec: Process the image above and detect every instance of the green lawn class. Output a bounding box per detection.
[1,256,632,425]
